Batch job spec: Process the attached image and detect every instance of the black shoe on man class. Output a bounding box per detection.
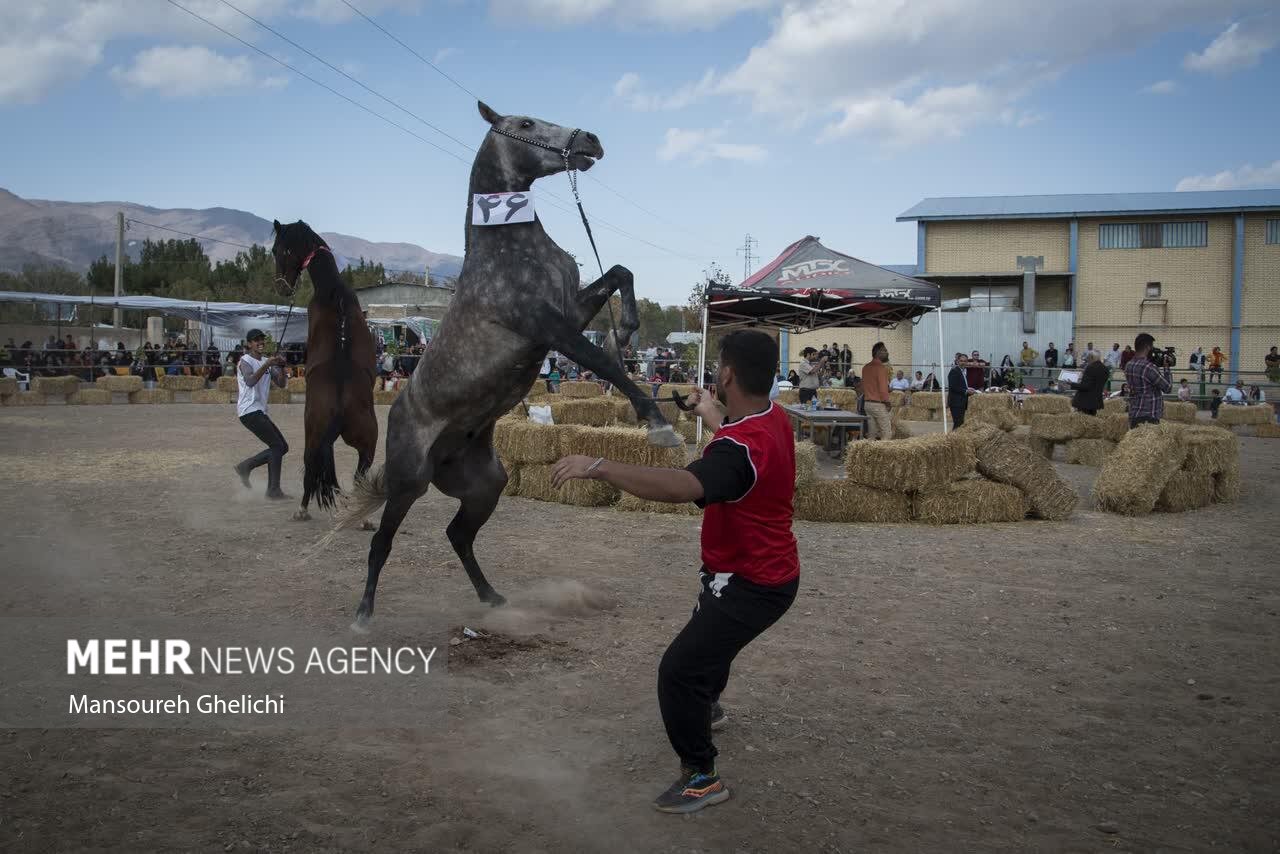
[652,768,730,814]
[233,463,252,489]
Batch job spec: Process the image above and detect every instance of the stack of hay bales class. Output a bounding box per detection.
[1016,393,1070,425]
[965,393,1017,431]
[900,390,942,422]
[216,376,239,394]
[1255,422,1280,438]
[268,386,291,405]
[965,423,1078,520]
[286,376,307,394]
[777,388,800,405]
[548,397,616,426]
[1030,412,1108,463]
[1162,401,1197,423]
[158,374,205,392]
[1093,423,1239,515]
[793,428,1068,524]
[1103,398,1128,415]
[95,375,143,394]
[32,375,79,402]
[558,380,603,398]
[1217,405,1272,431]
[129,388,173,404]
[68,388,111,405]
[0,376,20,404]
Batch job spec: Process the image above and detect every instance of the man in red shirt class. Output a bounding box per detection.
[552,329,798,814]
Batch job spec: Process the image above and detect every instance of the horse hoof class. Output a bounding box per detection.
[647,424,683,448]
[293,510,311,522]
[360,519,376,531]
[350,615,372,634]
[484,592,507,608]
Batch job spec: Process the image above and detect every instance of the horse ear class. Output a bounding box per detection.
[477,101,503,125]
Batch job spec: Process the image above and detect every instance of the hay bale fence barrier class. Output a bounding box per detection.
[845,432,975,493]
[158,375,206,392]
[966,423,1078,521]
[68,388,112,406]
[1217,405,1271,429]
[912,479,1026,524]
[0,377,19,400]
[1255,422,1280,439]
[1064,438,1116,467]
[31,375,80,397]
[95,375,143,393]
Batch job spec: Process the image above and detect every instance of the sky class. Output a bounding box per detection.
[1,0,1278,305]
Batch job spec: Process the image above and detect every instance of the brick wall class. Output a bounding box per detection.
[1242,214,1280,373]
[925,220,1069,273]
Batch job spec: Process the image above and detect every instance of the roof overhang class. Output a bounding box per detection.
[897,205,1280,222]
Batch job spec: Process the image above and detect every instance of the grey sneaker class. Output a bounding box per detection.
[652,768,730,814]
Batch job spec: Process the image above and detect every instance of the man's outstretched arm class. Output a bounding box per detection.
[551,457,703,504]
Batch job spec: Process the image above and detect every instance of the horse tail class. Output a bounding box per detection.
[312,465,387,553]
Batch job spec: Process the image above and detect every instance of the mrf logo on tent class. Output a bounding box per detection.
[778,258,849,283]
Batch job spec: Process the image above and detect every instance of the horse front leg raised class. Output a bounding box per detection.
[575,264,639,368]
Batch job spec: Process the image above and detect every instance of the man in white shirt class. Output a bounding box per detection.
[234,329,291,499]
[889,370,911,392]
[1223,381,1246,405]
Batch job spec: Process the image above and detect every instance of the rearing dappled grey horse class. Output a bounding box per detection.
[336,101,680,629]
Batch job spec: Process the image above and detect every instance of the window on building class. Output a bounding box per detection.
[1099,221,1207,249]
[1145,282,1161,298]
[1267,219,1280,245]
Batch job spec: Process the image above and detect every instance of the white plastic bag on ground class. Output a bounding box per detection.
[528,404,553,425]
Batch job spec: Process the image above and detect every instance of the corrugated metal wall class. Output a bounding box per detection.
[911,311,1075,371]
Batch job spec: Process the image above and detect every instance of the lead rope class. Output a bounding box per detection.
[561,135,624,374]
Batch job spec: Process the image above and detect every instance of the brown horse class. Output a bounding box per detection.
[270,220,378,524]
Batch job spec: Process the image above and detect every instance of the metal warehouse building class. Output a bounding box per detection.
[786,189,1279,379]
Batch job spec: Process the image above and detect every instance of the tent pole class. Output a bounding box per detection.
[936,306,948,433]
[695,298,709,446]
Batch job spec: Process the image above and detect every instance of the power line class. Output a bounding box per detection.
[126,217,257,250]
[338,0,479,100]
[736,233,758,279]
[165,0,703,264]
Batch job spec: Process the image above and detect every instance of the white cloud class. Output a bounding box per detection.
[1175,159,1280,191]
[0,0,422,104]
[110,46,279,97]
[1142,79,1179,94]
[657,128,766,164]
[612,70,717,110]
[1184,18,1279,74]
[433,47,460,64]
[488,0,773,29]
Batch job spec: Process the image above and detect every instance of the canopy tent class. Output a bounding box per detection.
[694,236,951,439]
[0,290,308,350]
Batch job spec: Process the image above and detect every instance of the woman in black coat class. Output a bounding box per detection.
[1072,353,1109,414]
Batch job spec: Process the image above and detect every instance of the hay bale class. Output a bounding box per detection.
[1028,436,1055,459]
[971,429,1077,520]
[1255,422,1280,438]
[95,374,143,393]
[1021,394,1071,415]
[1099,414,1130,443]
[675,419,700,444]
[776,388,800,405]
[558,425,688,469]
[793,478,911,523]
[1163,401,1197,423]
[822,388,860,410]
[1103,398,1129,415]
[268,387,291,405]
[128,389,173,404]
[969,392,1012,412]
[559,380,602,398]
[656,383,698,401]
[1213,461,1241,503]
[1155,470,1215,513]
[517,464,619,507]
[68,388,112,405]
[888,390,905,409]
[373,388,400,405]
[190,389,232,404]
[216,376,239,393]
[31,375,79,396]
[286,376,307,393]
[8,390,45,406]
[547,398,616,427]
[616,493,702,515]
[898,405,935,422]
[911,391,942,410]
[912,478,1027,524]
[965,408,1018,431]
[493,419,562,464]
[1178,425,1238,474]
[1030,412,1105,441]
[610,397,640,425]
[844,432,975,493]
[889,416,913,440]
[1093,424,1188,516]
[1064,438,1116,467]
[158,374,205,392]
[1218,405,1271,427]
[0,377,18,397]
[794,442,818,488]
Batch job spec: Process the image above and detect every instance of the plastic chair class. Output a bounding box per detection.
[2,367,30,391]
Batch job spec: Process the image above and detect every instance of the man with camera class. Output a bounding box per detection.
[1122,334,1173,429]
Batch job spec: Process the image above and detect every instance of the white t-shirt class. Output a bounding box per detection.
[889,377,911,391]
[237,354,272,417]
[1224,387,1245,404]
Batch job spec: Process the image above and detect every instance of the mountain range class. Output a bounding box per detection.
[0,188,463,280]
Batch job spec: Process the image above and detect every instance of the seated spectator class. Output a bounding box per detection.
[786,369,800,385]
[1210,388,1222,418]
[1223,381,1246,405]
[889,370,911,392]
[1177,378,1191,402]
[1248,384,1265,404]
[910,371,925,391]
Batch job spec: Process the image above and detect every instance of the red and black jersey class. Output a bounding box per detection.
[685,402,799,587]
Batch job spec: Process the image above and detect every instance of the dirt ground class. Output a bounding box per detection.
[1,404,1278,852]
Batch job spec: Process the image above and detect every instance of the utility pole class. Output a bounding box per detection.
[736,233,758,280]
[113,211,124,331]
